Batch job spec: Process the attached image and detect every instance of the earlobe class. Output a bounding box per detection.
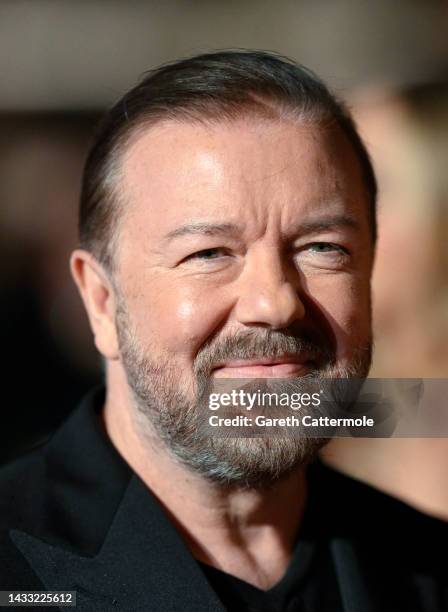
[70,249,120,360]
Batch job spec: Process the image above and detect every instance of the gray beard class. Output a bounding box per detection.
[116,298,372,489]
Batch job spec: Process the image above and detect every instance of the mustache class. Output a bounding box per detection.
[194,328,335,376]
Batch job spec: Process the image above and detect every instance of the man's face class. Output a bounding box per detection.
[113,117,374,486]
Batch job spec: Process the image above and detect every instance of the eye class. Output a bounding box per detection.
[293,242,351,269]
[184,248,228,261]
[306,242,347,254]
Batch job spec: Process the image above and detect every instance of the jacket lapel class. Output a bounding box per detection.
[11,475,225,611]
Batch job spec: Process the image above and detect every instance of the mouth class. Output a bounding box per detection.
[211,354,318,378]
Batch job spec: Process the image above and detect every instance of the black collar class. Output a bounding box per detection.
[10,386,439,611]
[11,387,226,610]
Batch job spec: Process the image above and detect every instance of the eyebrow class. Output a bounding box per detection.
[289,214,360,236]
[162,222,241,243]
[162,214,360,243]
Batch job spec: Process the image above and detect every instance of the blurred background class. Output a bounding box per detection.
[1,0,447,516]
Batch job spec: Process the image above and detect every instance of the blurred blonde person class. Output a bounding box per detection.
[322,82,448,520]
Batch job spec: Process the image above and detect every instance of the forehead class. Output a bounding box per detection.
[119,117,369,239]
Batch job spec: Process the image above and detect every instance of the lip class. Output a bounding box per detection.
[211,354,317,378]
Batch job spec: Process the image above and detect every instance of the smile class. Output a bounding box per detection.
[211,355,317,378]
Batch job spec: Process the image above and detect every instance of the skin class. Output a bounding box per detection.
[71,116,374,589]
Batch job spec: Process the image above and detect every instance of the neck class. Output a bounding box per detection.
[103,362,308,589]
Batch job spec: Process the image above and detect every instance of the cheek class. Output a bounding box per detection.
[131,282,231,359]
[308,275,371,351]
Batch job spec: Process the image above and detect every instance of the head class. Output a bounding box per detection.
[352,82,448,376]
[71,50,376,488]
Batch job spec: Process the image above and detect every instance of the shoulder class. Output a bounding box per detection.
[0,445,49,531]
[309,460,448,568]
[0,387,133,589]
[0,447,48,588]
[307,461,448,610]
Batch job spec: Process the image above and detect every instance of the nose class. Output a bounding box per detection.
[234,247,306,329]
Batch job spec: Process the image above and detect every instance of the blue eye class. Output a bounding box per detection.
[307,242,344,253]
[188,248,225,260]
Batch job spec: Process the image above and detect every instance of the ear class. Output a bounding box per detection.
[70,249,120,360]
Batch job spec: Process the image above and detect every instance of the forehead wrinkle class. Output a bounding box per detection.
[240,162,295,187]
[162,221,242,244]
[118,118,371,256]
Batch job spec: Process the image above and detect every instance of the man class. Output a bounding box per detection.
[0,51,445,611]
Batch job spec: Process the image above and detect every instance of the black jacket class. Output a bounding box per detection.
[0,387,446,611]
